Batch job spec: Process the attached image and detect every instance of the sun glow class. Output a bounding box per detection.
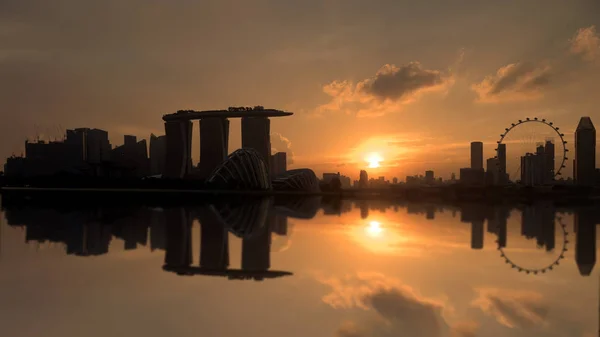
[365,220,384,237]
[365,152,383,168]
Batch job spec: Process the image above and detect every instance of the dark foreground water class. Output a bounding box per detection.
[0,197,598,337]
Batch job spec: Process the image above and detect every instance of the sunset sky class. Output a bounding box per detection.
[1,0,600,180]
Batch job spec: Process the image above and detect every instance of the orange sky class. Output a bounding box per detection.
[1,0,600,180]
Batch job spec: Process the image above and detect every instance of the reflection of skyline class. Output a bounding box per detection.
[2,198,600,278]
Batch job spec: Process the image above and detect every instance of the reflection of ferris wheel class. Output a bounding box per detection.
[496,118,569,181]
[497,216,568,275]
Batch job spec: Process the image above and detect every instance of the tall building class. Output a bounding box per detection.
[521,152,544,186]
[164,120,193,179]
[486,157,499,185]
[359,170,368,188]
[111,135,149,176]
[241,117,271,174]
[497,143,508,184]
[270,152,287,176]
[471,141,483,170]
[149,134,167,176]
[575,117,596,186]
[544,140,555,183]
[86,128,111,163]
[199,118,230,178]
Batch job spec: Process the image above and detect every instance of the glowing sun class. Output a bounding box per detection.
[365,152,383,168]
[365,220,384,237]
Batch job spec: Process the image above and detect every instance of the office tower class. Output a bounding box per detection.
[270,152,287,176]
[86,129,111,163]
[575,117,596,186]
[149,134,167,176]
[199,118,230,178]
[241,116,271,174]
[471,141,483,170]
[497,143,507,183]
[544,140,555,183]
[486,157,499,185]
[164,120,193,179]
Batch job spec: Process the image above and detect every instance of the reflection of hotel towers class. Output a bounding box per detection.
[162,206,288,279]
[574,208,597,276]
[520,203,556,252]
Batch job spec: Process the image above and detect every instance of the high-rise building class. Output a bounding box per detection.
[486,157,499,185]
[86,128,111,163]
[471,141,483,170]
[270,152,287,176]
[497,143,507,183]
[164,120,193,179]
[575,117,596,186]
[544,140,555,183]
[521,152,544,186]
[199,118,230,178]
[149,134,167,176]
[241,117,271,174]
[359,170,368,188]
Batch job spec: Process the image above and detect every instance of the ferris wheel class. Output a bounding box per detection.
[496,117,569,182]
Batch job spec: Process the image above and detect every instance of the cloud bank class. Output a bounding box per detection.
[316,62,453,117]
[319,273,477,337]
[270,132,295,164]
[472,62,552,103]
[472,288,548,329]
[570,25,600,62]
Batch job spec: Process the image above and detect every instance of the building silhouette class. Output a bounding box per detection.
[111,135,149,177]
[471,141,483,170]
[149,134,167,176]
[575,117,596,186]
[575,208,597,276]
[497,143,508,184]
[199,117,230,179]
[359,170,369,188]
[270,152,287,177]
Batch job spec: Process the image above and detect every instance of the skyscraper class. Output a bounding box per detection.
[575,117,596,186]
[471,141,483,170]
[149,134,167,176]
[241,117,271,178]
[544,140,555,184]
[497,143,507,183]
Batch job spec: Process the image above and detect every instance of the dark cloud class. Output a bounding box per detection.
[472,62,552,102]
[359,63,448,101]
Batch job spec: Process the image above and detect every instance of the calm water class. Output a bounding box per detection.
[0,197,598,337]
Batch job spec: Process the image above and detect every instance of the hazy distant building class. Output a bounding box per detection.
[392,177,398,184]
[322,173,339,184]
[111,135,149,177]
[359,170,368,188]
[574,117,596,186]
[471,141,483,170]
[149,134,167,176]
[521,152,544,186]
[270,152,287,176]
[425,171,434,184]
